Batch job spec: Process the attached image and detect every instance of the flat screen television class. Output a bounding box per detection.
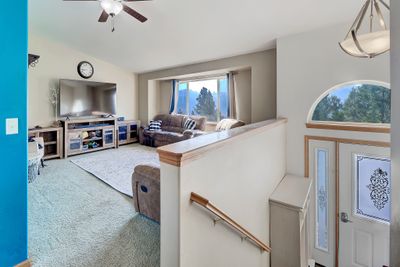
[59,79,117,117]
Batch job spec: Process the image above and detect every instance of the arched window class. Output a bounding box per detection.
[308,81,391,125]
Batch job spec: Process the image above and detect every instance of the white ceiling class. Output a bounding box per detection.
[29,0,363,73]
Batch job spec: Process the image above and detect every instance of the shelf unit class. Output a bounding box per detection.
[269,175,312,267]
[117,120,139,146]
[61,118,117,158]
[28,127,63,160]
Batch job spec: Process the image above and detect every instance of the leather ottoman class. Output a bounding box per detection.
[132,164,160,223]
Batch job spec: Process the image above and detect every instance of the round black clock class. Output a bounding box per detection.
[77,61,94,79]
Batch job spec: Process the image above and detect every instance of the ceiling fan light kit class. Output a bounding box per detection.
[100,0,123,16]
[339,0,390,58]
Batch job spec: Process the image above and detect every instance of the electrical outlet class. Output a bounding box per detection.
[6,118,18,135]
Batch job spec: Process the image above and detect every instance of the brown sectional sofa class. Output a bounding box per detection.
[139,114,207,147]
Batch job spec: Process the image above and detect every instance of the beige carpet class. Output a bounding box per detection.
[29,145,160,266]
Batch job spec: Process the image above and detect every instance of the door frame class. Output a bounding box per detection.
[304,135,390,267]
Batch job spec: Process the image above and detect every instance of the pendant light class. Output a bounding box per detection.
[339,0,390,58]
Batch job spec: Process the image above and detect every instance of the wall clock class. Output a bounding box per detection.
[77,61,94,79]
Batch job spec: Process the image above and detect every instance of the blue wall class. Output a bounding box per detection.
[0,0,28,266]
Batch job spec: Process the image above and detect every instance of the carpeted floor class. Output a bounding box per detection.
[28,145,160,267]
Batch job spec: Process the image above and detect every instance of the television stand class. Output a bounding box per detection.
[61,117,117,158]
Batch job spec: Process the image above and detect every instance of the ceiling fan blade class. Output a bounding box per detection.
[122,4,148,23]
[98,10,109,22]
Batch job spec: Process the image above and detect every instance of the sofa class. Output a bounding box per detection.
[132,164,160,223]
[215,118,245,131]
[139,114,207,147]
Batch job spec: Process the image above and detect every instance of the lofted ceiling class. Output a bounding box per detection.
[29,0,363,73]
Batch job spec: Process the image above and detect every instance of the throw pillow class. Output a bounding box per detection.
[184,118,196,130]
[148,120,162,131]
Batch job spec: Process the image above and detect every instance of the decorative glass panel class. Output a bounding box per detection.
[356,156,391,223]
[316,149,329,251]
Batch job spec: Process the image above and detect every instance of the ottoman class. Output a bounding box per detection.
[132,164,160,223]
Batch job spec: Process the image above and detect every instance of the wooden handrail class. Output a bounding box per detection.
[190,192,271,253]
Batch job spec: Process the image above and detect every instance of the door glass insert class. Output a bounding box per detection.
[119,125,128,141]
[355,155,391,223]
[104,130,114,145]
[316,149,329,251]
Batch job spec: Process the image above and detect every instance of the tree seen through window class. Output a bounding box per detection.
[312,83,390,124]
[177,77,229,122]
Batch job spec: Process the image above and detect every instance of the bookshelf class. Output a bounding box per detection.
[28,127,63,160]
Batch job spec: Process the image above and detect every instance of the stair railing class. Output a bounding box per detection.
[190,192,271,253]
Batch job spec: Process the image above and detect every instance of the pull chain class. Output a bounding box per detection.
[111,14,116,32]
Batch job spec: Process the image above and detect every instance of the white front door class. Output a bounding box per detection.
[339,143,390,267]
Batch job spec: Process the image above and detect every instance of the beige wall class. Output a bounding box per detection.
[160,121,287,267]
[159,80,172,114]
[277,23,390,177]
[28,35,138,128]
[390,2,400,265]
[138,50,276,124]
[147,80,160,121]
[147,80,172,120]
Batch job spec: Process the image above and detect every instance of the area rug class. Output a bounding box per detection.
[70,144,159,196]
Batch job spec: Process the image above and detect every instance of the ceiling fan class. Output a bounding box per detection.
[63,0,151,32]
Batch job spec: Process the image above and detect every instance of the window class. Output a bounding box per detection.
[176,76,229,122]
[355,155,391,223]
[316,149,329,251]
[309,81,390,124]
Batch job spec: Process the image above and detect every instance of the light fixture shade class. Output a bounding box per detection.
[340,0,390,58]
[339,30,390,58]
[101,0,123,15]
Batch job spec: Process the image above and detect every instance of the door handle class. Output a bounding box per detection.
[340,212,353,223]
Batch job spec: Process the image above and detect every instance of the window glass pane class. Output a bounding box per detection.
[316,149,329,251]
[177,82,188,114]
[356,155,391,223]
[312,83,390,123]
[189,79,218,121]
[219,78,229,120]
